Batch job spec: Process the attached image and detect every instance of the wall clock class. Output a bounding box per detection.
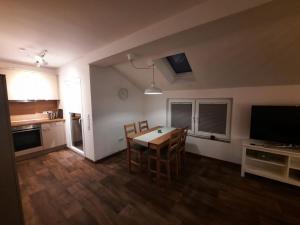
[118,88,128,100]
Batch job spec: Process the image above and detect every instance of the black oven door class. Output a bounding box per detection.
[12,126,42,152]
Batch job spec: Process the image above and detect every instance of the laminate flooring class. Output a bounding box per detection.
[16,149,300,225]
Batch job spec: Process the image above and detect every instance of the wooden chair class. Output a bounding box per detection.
[178,127,188,174]
[124,123,147,172]
[138,120,149,132]
[148,130,181,182]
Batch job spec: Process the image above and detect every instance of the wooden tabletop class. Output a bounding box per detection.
[149,129,177,146]
[126,126,160,139]
[128,126,180,148]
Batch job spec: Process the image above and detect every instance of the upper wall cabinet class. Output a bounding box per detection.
[5,70,59,100]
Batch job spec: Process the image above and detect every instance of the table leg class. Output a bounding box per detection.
[127,142,131,173]
[156,146,161,184]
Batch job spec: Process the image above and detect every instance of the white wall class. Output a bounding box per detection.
[0,61,58,100]
[57,0,270,162]
[144,85,300,164]
[90,66,144,160]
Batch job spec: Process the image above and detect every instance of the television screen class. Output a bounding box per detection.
[250,106,300,145]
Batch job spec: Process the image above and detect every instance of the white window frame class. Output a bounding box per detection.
[167,99,195,134]
[195,98,232,141]
[167,98,232,141]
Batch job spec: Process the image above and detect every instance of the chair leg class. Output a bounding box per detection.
[177,152,181,175]
[182,150,185,170]
[175,156,179,177]
[127,149,132,172]
[148,156,151,177]
[148,157,156,181]
[167,161,171,182]
[138,151,142,171]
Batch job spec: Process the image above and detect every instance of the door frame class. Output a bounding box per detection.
[61,77,86,156]
[0,74,24,225]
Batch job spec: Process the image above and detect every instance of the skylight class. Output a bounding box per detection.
[166,53,192,74]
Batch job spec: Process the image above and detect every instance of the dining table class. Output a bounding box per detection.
[127,126,180,182]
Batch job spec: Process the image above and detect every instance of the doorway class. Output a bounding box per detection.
[61,77,85,155]
[70,112,84,151]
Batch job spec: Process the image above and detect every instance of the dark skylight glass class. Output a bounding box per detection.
[166,53,192,74]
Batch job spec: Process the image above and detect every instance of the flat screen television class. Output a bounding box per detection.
[250,106,300,145]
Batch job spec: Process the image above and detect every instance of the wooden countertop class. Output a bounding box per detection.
[11,118,65,127]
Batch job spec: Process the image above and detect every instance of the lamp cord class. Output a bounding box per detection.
[129,60,152,70]
[129,59,155,84]
[152,64,155,84]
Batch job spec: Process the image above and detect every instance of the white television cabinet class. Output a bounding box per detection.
[242,140,300,187]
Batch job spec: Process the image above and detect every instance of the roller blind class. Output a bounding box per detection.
[170,102,193,129]
[197,104,227,134]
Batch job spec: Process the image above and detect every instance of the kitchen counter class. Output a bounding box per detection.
[11,118,65,127]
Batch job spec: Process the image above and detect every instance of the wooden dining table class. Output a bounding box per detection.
[127,126,180,182]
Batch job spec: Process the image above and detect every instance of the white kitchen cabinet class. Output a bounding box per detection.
[42,122,66,149]
[4,69,59,100]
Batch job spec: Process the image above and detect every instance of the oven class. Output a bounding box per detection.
[12,124,43,155]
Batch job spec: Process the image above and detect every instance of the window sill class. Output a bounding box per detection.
[188,134,231,143]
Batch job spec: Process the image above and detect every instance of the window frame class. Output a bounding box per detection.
[167,98,233,142]
[195,98,232,141]
[167,99,195,134]
[166,53,192,74]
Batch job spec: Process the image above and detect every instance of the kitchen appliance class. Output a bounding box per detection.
[12,124,43,155]
[57,109,63,119]
[47,111,57,120]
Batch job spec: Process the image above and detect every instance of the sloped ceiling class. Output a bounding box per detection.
[0,0,203,67]
[109,0,300,90]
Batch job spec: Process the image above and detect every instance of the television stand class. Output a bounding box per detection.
[242,140,300,187]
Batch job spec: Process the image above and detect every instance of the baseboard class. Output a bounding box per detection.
[15,145,67,162]
[186,151,240,166]
[84,149,239,167]
[86,149,126,163]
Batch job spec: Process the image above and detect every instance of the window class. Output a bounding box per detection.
[195,99,232,140]
[168,99,194,133]
[167,98,232,141]
[166,53,192,74]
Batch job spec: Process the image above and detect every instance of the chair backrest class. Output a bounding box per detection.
[124,123,137,138]
[138,120,149,132]
[168,130,181,155]
[181,127,188,146]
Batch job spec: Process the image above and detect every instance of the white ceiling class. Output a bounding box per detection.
[110,0,300,90]
[0,0,204,68]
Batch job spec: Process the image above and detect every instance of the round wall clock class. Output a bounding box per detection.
[118,88,128,100]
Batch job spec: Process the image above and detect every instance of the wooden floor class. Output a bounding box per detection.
[17,149,300,225]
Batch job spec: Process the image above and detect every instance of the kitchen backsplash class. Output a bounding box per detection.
[9,100,59,122]
[10,113,48,122]
[9,100,58,115]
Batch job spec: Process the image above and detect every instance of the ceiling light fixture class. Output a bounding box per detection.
[19,48,48,67]
[144,65,162,95]
[35,49,48,67]
[127,54,162,95]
